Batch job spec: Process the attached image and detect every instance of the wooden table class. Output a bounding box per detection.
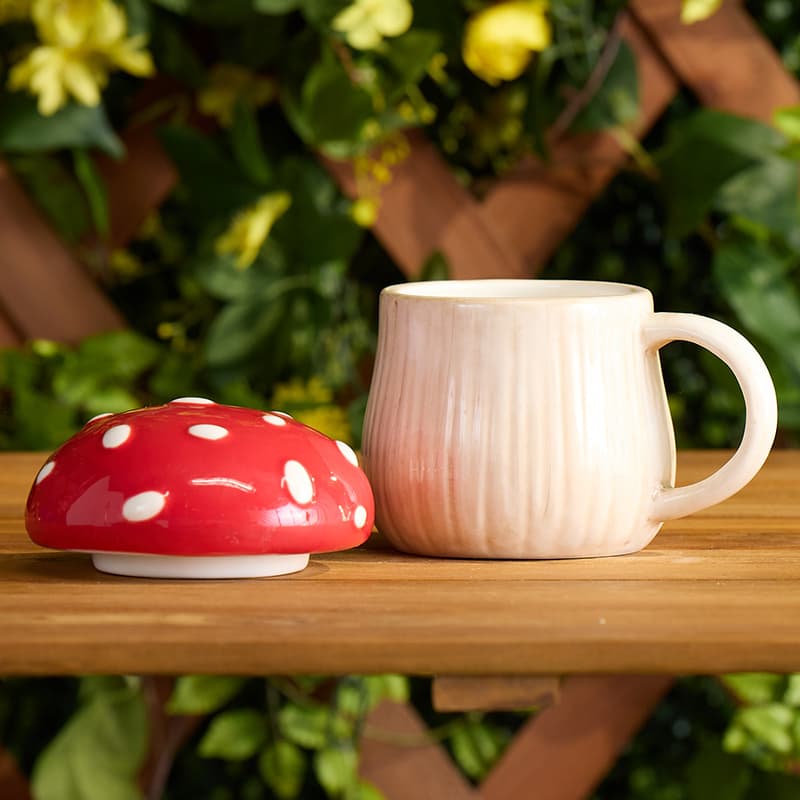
[1,450,798,800]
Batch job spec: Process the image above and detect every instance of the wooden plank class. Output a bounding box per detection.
[97,123,178,250]
[432,676,560,712]
[323,131,526,279]
[359,700,475,800]
[0,161,125,343]
[630,0,800,119]
[481,13,679,272]
[1,452,799,676]
[0,747,30,800]
[0,307,22,347]
[481,676,672,800]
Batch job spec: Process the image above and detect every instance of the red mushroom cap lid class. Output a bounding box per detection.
[25,399,374,557]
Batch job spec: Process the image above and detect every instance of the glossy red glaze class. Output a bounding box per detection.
[26,401,375,556]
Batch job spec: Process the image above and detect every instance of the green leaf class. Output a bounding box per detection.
[657,110,785,236]
[381,30,442,97]
[259,740,307,799]
[571,42,639,133]
[417,251,450,281]
[276,156,364,267]
[344,780,385,800]
[9,154,91,243]
[229,103,273,186]
[449,718,507,781]
[204,296,287,368]
[0,94,124,157]
[686,743,751,800]
[150,0,190,12]
[362,675,409,709]
[313,745,358,797]
[167,676,246,715]
[715,158,800,239]
[72,149,110,236]
[160,125,260,220]
[774,106,800,141]
[450,721,485,780]
[713,238,800,373]
[255,0,301,12]
[31,687,147,800]
[737,705,794,754]
[724,674,786,705]
[659,138,756,238]
[784,675,800,707]
[300,55,373,152]
[150,18,206,87]
[194,248,284,301]
[198,709,267,761]
[278,704,330,749]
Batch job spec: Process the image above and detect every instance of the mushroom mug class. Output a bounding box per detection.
[362,280,777,559]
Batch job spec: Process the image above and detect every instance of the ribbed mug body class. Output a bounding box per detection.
[362,281,677,558]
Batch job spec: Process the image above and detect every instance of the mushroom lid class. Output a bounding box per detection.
[25,400,374,556]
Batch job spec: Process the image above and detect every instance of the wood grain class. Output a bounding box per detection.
[0,451,799,676]
[432,676,560,712]
[0,162,125,343]
[0,308,22,347]
[359,701,475,800]
[322,131,526,280]
[97,123,178,250]
[481,676,673,800]
[630,0,800,119]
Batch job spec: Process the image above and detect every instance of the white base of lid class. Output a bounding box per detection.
[91,552,310,579]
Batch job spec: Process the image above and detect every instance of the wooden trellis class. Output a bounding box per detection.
[0,0,798,797]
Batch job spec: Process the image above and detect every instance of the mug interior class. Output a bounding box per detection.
[384,279,647,301]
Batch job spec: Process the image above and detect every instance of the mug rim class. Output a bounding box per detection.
[382,279,651,303]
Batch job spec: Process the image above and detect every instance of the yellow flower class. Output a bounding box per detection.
[215,191,291,269]
[295,406,352,442]
[463,1,551,86]
[109,248,144,277]
[680,0,722,24]
[351,196,379,227]
[8,0,154,115]
[271,378,352,442]
[332,0,412,50]
[0,0,30,23]
[197,64,277,128]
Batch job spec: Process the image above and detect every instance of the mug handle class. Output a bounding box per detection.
[643,312,777,521]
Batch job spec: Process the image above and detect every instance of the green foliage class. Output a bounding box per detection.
[2,1,800,798]
[722,674,800,772]
[0,94,124,157]
[31,679,147,800]
[198,709,268,760]
[167,676,246,715]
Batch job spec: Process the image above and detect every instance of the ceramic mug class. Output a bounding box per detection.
[362,280,777,559]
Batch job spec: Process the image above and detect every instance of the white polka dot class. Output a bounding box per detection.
[102,424,131,449]
[284,460,314,505]
[262,413,287,427]
[273,411,293,419]
[35,461,55,484]
[122,491,167,522]
[87,413,113,424]
[354,505,368,528]
[170,397,215,405]
[336,440,358,467]
[188,424,229,441]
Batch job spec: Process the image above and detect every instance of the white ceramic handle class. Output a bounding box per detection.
[644,312,777,521]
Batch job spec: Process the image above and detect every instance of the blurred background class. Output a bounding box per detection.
[1,0,799,798]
